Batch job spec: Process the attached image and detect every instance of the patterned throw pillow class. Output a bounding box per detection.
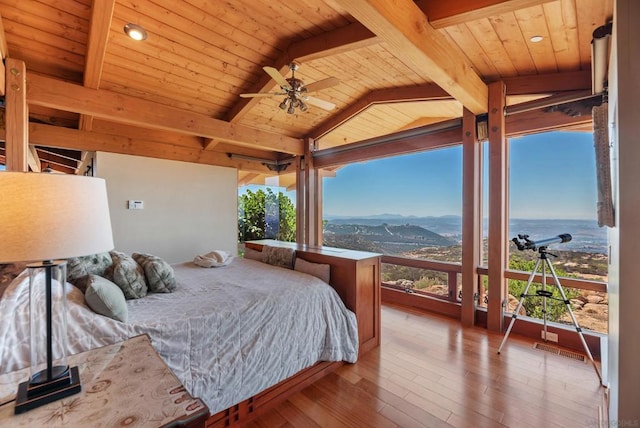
[66,253,113,284]
[105,251,147,299]
[132,253,177,293]
[83,274,128,322]
[261,245,295,270]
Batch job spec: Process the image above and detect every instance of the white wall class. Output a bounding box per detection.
[96,152,237,263]
[608,0,640,421]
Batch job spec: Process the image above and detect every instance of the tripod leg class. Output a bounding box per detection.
[542,259,548,340]
[546,258,603,385]
[498,257,542,354]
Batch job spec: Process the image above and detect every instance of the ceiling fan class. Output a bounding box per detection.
[240,62,339,114]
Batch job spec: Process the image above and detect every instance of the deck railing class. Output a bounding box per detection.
[381,254,607,320]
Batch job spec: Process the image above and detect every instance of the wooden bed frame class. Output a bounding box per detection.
[206,240,381,427]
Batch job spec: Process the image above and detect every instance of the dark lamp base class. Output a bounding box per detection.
[29,365,70,385]
[15,366,81,414]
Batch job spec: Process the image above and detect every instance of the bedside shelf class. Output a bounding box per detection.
[0,334,208,427]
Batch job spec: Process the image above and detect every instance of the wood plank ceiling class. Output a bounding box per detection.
[0,0,613,179]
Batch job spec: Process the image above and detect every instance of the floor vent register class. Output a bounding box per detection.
[533,342,586,362]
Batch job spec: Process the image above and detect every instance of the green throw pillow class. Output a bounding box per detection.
[132,253,177,293]
[66,253,113,285]
[105,251,147,299]
[84,275,128,322]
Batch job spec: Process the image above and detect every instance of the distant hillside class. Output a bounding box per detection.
[323,223,456,254]
[326,215,463,239]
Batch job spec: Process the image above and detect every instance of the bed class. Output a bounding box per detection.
[0,255,361,421]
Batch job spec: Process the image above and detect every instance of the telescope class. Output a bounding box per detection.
[512,233,572,251]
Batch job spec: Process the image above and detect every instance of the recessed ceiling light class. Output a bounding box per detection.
[124,23,148,41]
[530,35,543,43]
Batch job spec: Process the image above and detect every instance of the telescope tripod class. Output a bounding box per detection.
[497,247,603,385]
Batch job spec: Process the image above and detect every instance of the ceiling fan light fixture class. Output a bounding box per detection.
[124,23,148,41]
[239,62,339,114]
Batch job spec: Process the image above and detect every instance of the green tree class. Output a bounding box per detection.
[238,188,296,242]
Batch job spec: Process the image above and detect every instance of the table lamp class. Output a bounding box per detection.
[0,171,114,413]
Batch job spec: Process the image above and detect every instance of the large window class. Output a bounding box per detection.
[323,147,463,298]
[238,184,296,244]
[505,131,608,334]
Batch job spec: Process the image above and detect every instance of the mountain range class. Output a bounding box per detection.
[324,215,607,254]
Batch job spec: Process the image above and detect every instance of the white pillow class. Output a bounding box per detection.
[84,275,128,322]
[294,258,331,284]
[193,251,234,268]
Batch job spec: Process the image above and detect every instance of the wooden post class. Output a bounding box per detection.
[5,58,28,171]
[295,154,307,244]
[303,138,323,246]
[487,81,507,332]
[461,108,481,326]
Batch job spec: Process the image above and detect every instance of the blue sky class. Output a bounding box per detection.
[322,131,598,220]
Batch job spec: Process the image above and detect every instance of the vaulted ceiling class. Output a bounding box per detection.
[0,0,613,179]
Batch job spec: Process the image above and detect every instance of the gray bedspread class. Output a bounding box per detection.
[0,258,359,414]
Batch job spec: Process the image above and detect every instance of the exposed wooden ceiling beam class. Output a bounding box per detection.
[227,22,378,123]
[202,138,219,150]
[79,0,116,131]
[503,70,592,95]
[314,126,462,168]
[91,119,205,149]
[309,84,451,140]
[91,120,281,161]
[506,106,592,135]
[0,11,7,96]
[313,103,591,168]
[27,74,304,155]
[36,149,80,170]
[416,0,555,29]
[286,21,379,63]
[25,123,274,174]
[310,69,586,143]
[36,146,83,162]
[335,0,488,114]
[27,145,41,172]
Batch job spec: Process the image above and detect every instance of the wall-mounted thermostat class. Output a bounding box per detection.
[128,200,144,210]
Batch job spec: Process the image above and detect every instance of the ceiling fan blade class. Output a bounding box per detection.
[304,77,340,93]
[263,66,291,90]
[305,96,336,111]
[239,92,284,98]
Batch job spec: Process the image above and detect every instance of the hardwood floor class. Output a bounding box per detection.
[247,304,606,427]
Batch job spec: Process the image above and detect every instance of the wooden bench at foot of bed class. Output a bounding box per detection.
[206,240,382,427]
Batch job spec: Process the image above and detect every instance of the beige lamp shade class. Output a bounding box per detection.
[0,172,114,263]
